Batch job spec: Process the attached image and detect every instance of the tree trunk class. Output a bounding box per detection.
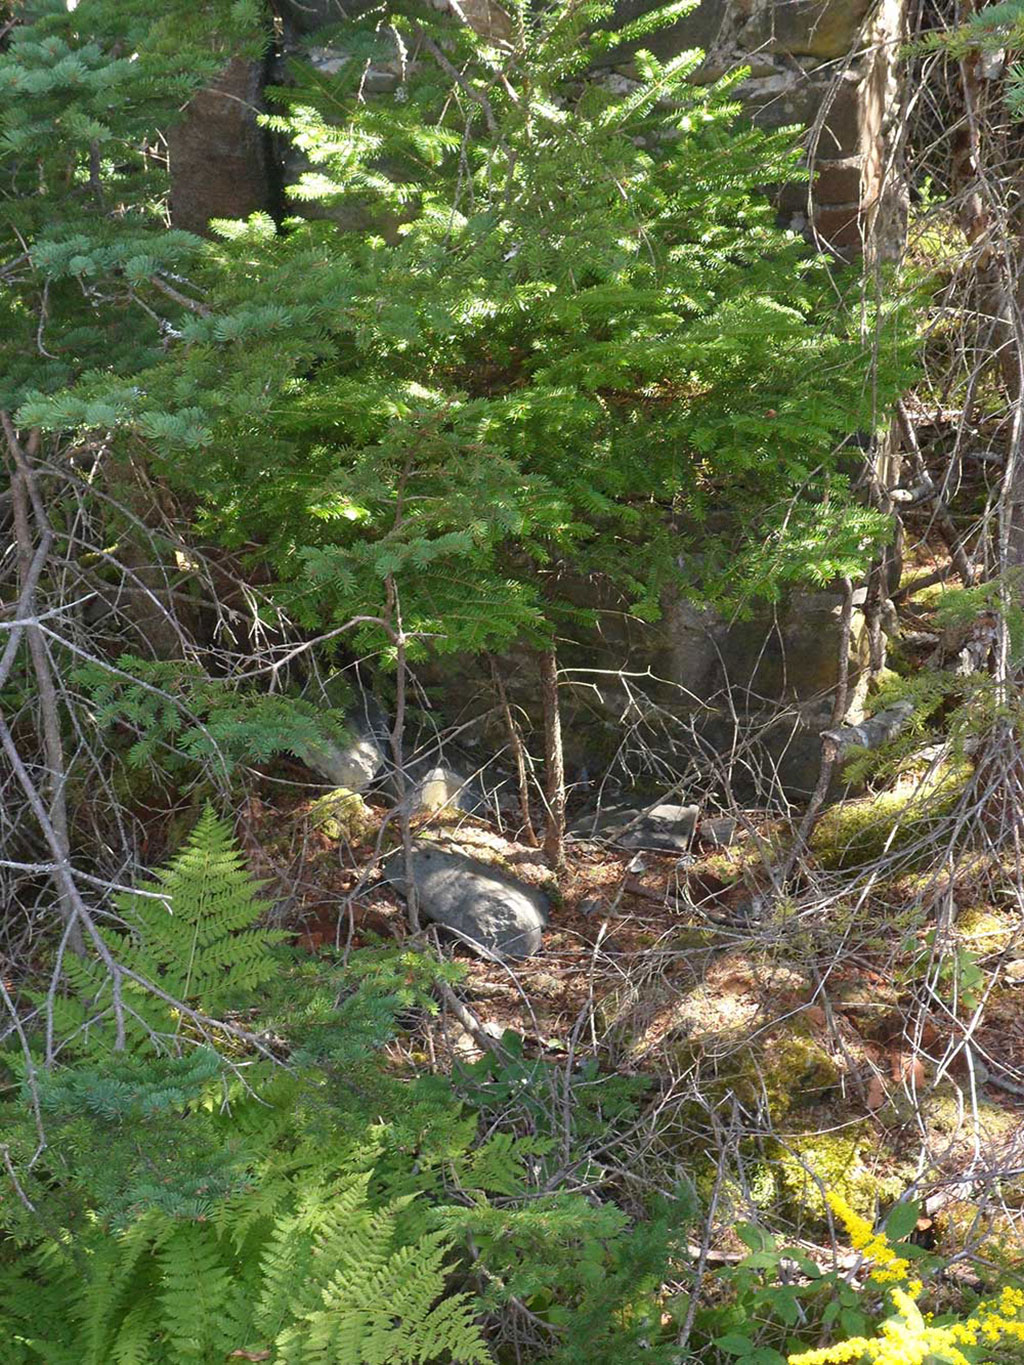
[489,656,538,847]
[539,646,565,869]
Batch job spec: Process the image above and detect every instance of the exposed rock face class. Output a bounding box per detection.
[383,844,549,959]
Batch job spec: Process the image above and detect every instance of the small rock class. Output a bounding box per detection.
[616,803,700,852]
[731,893,768,922]
[383,843,548,960]
[410,766,485,815]
[1005,959,1024,983]
[451,1026,484,1061]
[571,803,699,853]
[699,816,739,848]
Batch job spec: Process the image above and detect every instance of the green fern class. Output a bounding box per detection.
[110,805,286,1014]
[0,1149,490,1365]
[259,1173,489,1365]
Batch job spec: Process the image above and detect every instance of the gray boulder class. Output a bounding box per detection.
[383,844,548,959]
[296,732,385,792]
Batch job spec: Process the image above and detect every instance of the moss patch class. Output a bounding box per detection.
[772,1130,906,1222]
[812,765,968,870]
[308,788,374,843]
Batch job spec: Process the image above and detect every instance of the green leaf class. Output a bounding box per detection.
[780,1249,822,1279]
[742,1251,783,1271]
[736,1222,773,1253]
[884,1201,921,1243]
[839,1308,870,1337]
[715,1333,757,1357]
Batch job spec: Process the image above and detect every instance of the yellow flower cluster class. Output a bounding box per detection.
[824,1191,910,1285]
[786,1193,1024,1365]
[789,1283,1024,1365]
[948,1284,1024,1351]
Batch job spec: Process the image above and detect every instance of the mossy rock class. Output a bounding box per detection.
[771,1130,906,1223]
[309,787,374,843]
[728,1029,842,1122]
[811,765,968,870]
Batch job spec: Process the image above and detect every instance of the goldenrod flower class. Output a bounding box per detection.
[824,1192,910,1285]
[788,1275,1024,1365]
[788,1192,1024,1365]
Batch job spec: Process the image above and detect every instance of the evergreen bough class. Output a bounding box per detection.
[13,0,910,667]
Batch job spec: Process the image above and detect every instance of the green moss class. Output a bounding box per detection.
[866,666,902,695]
[543,880,564,909]
[773,1131,904,1222]
[919,1089,1020,1144]
[309,788,374,843]
[958,906,1015,954]
[663,1027,841,1130]
[727,1031,841,1122]
[811,766,968,870]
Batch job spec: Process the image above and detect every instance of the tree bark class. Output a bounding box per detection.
[489,655,538,847]
[539,646,565,868]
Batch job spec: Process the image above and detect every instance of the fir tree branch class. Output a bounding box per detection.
[0,1144,37,1213]
[409,21,499,135]
[149,273,211,317]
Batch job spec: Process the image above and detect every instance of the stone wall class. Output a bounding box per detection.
[163,2,908,798]
[170,2,908,258]
[168,57,276,235]
[615,0,908,260]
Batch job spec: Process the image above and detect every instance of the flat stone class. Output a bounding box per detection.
[383,844,548,959]
[699,816,739,848]
[571,803,699,853]
[617,803,700,852]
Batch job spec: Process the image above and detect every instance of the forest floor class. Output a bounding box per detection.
[240,755,1024,1265]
